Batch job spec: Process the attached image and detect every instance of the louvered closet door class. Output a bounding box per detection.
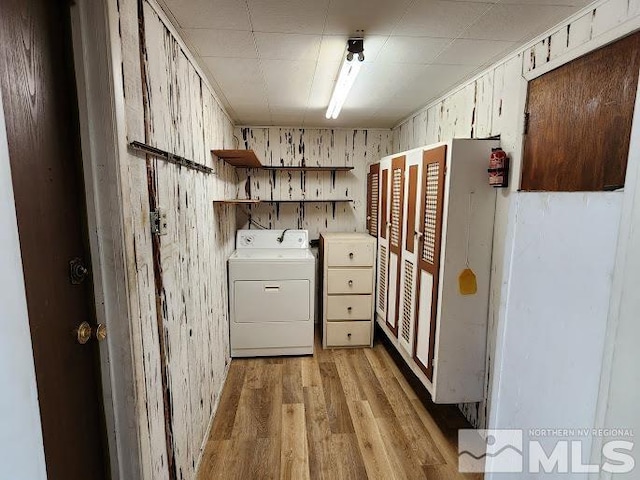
[397,154,421,355]
[386,156,406,336]
[413,146,446,381]
[376,160,390,326]
[367,164,380,237]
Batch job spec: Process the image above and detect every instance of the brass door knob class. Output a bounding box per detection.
[75,321,92,345]
[95,324,107,341]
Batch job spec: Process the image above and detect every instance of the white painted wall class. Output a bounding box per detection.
[487,193,622,480]
[0,81,47,480]
[590,75,640,480]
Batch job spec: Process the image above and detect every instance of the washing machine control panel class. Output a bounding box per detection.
[236,229,309,249]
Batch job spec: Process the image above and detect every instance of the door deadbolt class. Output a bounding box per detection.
[69,258,89,285]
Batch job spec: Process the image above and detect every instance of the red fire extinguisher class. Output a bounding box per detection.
[488,147,509,188]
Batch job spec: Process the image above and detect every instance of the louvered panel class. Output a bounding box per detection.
[422,162,440,264]
[401,260,414,343]
[378,244,387,311]
[390,168,402,247]
[370,172,379,236]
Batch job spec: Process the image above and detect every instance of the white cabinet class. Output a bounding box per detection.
[320,233,376,348]
[375,139,499,404]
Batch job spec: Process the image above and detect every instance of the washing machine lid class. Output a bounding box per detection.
[229,248,315,261]
[235,229,309,249]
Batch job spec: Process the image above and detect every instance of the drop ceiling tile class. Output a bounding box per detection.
[387,64,479,108]
[324,0,414,35]
[202,57,268,103]
[260,60,317,106]
[185,29,256,58]
[434,38,517,66]
[318,35,388,63]
[394,0,492,38]
[502,0,590,5]
[162,0,251,30]
[461,4,579,42]
[247,0,330,34]
[325,0,411,35]
[376,36,453,64]
[270,107,306,125]
[307,61,342,109]
[255,33,322,60]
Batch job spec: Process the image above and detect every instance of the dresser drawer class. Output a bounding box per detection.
[327,241,375,267]
[326,321,371,347]
[327,268,373,294]
[327,295,372,320]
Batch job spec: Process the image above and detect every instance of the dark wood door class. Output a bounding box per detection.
[0,1,109,479]
[366,163,380,237]
[387,155,405,336]
[522,32,640,191]
[413,146,446,381]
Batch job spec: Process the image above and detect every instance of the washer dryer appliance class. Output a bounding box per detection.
[229,229,315,357]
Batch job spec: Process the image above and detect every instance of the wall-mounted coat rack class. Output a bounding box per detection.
[130,141,215,175]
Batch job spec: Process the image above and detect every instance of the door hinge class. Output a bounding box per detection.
[150,208,168,236]
[524,112,530,134]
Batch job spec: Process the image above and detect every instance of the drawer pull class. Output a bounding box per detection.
[349,252,354,259]
[347,307,352,312]
[348,280,353,286]
[347,333,352,339]
[264,285,280,292]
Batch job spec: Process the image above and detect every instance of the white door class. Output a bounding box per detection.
[414,145,447,382]
[375,158,390,327]
[397,151,422,355]
[386,155,405,337]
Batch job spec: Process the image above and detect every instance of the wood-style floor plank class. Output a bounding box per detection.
[347,400,397,480]
[319,362,354,434]
[280,404,310,480]
[282,357,303,404]
[198,331,482,480]
[303,386,333,480]
[329,433,368,480]
[208,363,246,440]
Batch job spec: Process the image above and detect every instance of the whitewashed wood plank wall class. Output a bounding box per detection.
[114,1,236,479]
[391,0,640,429]
[235,127,392,240]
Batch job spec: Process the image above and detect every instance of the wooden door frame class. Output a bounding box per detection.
[69,1,141,478]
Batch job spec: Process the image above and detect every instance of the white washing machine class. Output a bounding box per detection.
[228,229,315,357]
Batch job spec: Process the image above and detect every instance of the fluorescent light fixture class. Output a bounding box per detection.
[325,56,362,120]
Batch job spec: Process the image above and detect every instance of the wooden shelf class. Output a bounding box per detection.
[213,199,261,205]
[261,199,354,203]
[211,149,262,168]
[262,166,354,172]
[210,150,353,172]
[214,199,353,205]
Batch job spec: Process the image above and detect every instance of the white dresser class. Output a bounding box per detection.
[319,233,376,349]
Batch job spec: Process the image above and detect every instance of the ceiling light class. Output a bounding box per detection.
[325,35,364,120]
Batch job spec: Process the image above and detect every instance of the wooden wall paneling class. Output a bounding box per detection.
[474,73,495,138]
[522,32,640,191]
[117,0,170,478]
[116,2,238,479]
[236,127,392,240]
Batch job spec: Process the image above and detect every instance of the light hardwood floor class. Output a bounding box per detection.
[198,331,482,480]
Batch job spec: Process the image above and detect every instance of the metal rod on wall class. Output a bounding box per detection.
[129,141,215,175]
